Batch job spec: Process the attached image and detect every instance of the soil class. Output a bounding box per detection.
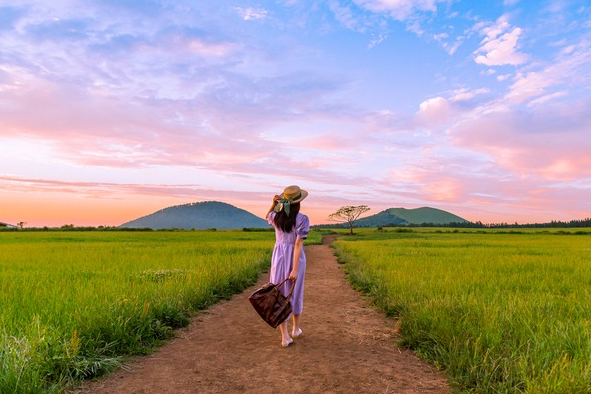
[74,235,450,394]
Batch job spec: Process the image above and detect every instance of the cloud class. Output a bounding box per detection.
[527,91,568,107]
[0,0,357,175]
[415,87,489,125]
[401,51,591,221]
[378,140,591,224]
[368,33,387,49]
[417,97,452,125]
[328,0,364,32]
[234,7,268,21]
[435,35,463,55]
[0,175,255,201]
[474,16,528,66]
[505,39,591,105]
[449,98,591,182]
[449,88,490,102]
[327,0,467,54]
[0,174,281,226]
[354,0,444,20]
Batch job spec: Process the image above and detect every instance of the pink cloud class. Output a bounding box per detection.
[505,71,555,104]
[414,89,492,129]
[293,133,358,150]
[378,152,591,224]
[505,41,591,105]
[449,88,490,102]
[449,100,591,182]
[416,97,452,125]
[474,16,528,66]
[0,75,300,170]
[0,175,378,227]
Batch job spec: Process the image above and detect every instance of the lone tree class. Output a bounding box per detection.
[328,205,370,235]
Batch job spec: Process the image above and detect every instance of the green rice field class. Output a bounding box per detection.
[333,228,591,394]
[0,230,321,393]
[3,228,590,393]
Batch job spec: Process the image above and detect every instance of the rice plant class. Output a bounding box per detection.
[0,230,321,393]
[333,228,591,394]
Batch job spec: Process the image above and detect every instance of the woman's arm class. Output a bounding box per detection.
[289,237,304,281]
[265,195,281,220]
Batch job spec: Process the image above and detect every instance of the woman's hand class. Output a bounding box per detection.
[289,269,298,281]
[267,195,282,219]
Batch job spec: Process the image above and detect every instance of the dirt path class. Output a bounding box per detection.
[75,235,449,394]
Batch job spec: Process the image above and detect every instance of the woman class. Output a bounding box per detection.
[265,185,310,347]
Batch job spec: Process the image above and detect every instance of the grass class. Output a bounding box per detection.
[332,228,591,394]
[0,230,322,393]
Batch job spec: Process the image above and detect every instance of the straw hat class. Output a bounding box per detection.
[281,185,308,203]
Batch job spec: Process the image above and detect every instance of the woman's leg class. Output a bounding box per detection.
[280,321,292,347]
[292,314,302,337]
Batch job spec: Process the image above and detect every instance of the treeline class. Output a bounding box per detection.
[0,225,153,232]
[449,218,591,228]
[5,219,591,232]
[0,225,273,232]
[315,218,591,229]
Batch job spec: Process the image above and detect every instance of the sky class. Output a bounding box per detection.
[1,0,590,227]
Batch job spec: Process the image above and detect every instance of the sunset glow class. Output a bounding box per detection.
[1,1,590,227]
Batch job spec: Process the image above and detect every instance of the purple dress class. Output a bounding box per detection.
[267,211,310,315]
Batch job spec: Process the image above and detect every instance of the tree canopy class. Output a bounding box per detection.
[328,205,370,235]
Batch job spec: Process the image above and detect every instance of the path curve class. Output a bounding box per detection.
[75,235,449,394]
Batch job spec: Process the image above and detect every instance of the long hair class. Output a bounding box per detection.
[274,202,300,233]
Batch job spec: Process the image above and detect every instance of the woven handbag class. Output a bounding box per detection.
[248,278,295,328]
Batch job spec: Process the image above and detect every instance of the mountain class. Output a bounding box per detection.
[119,201,269,230]
[355,207,468,227]
[0,221,17,229]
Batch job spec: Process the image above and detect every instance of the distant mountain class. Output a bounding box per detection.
[355,207,468,227]
[119,201,269,230]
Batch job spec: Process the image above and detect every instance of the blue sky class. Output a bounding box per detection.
[1,0,590,226]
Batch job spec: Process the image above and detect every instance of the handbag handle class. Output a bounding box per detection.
[274,277,296,300]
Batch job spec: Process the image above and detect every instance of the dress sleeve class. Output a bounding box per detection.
[267,211,276,226]
[296,214,310,239]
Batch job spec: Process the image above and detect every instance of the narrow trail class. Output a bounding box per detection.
[75,235,449,394]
